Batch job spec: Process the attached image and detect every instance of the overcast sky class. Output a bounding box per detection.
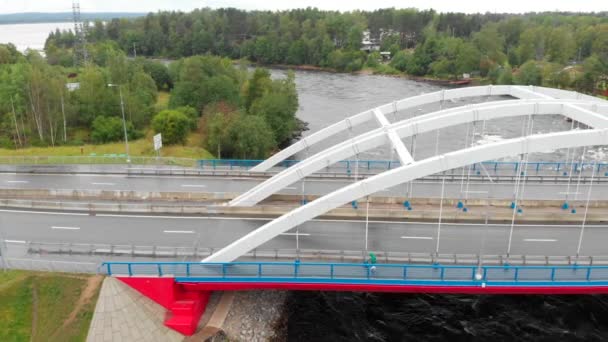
[0,0,606,14]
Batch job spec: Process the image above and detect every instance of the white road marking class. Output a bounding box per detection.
[280,233,311,236]
[283,187,297,190]
[559,191,581,195]
[163,230,195,234]
[181,184,207,188]
[401,236,433,240]
[4,239,26,244]
[91,182,116,186]
[523,238,557,242]
[51,226,81,230]
[6,180,29,184]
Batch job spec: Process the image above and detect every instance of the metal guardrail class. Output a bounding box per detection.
[1,257,98,273]
[0,156,606,177]
[22,241,608,266]
[0,155,199,167]
[101,261,608,287]
[199,158,608,174]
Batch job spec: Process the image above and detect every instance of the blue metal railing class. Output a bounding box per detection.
[101,261,608,287]
[197,159,608,175]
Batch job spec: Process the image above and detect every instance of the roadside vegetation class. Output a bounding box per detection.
[45,8,608,93]
[0,40,300,159]
[0,270,102,342]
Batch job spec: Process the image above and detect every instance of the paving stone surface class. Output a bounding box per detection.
[86,277,184,342]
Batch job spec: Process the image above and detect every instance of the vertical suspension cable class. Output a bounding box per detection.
[459,122,472,198]
[576,161,596,257]
[573,146,588,203]
[408,135,417,197]
[563,120,578,206]
[506,115,531,257]
[365,196,370,251]
[463,122,478,206]
[517,115,535,203]
[435,176,446,256]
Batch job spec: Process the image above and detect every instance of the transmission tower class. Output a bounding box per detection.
[72,0,89,66]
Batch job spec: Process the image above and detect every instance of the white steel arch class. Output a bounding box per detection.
[250,85,606,172]
[207,128,608,262]
[230,98,608,207]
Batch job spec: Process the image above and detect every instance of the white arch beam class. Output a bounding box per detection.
[373,109,414,164]
[514,86,608,128]
[230,99,608,207]
[251,85,607,172]
[206,128,608,262]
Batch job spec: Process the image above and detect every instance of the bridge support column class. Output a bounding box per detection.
[118,277,211,336]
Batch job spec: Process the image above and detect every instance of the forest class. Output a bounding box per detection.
[0,42,299,159]
[1,7,607,159]
[45,8,608,93]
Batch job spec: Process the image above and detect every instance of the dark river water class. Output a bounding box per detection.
[284,291,608,342]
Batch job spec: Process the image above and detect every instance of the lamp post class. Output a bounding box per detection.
[108,84,130,163]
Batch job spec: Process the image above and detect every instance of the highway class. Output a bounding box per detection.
[1,208,607,257]
[0,172,606,200]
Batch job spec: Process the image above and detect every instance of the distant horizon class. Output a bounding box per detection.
[1,8,608,15]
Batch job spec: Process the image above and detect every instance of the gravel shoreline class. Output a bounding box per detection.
[214,290,288,342]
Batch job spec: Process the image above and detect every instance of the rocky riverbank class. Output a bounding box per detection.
[217,290,288,342]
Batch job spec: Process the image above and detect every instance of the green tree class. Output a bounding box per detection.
[152,110,191,145]
[515,61,542,86]
[227,114,276,159]
[91,116,136,143]
[390,51,411,72]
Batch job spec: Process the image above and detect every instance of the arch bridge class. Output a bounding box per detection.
[206,85,608,262]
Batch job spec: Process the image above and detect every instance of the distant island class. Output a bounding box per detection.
[0,12,145,24]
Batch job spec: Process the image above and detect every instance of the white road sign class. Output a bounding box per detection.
[153,133,162,151]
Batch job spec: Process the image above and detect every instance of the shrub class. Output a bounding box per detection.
[152,110,191,145]
[91,116,137,143]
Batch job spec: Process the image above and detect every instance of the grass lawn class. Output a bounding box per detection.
[0,271,102,342]
[0,131,214,160]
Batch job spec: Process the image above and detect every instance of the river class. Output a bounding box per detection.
[0,22,73,52]
[4,22,608,341]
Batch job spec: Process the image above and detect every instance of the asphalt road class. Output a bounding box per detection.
[1,208,606,258]
[0,173,606,201]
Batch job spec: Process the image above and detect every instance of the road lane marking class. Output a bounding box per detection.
[400,236,433,240]
[181,184,207,188]
[163,230,195,234]
[280,233,311,236]
[6,180,29,184]
[4,240,26,244]
[51,226,81,230]
[284,187,297,190]
[91,182,116,186]
[523,238,557,242]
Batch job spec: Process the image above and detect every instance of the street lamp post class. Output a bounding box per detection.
[108,84,130,163]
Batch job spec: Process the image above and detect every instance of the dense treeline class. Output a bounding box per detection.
[0,41,299,158]
[45,8,608,92]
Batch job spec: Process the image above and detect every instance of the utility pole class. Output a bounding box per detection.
[108,84,131,163]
